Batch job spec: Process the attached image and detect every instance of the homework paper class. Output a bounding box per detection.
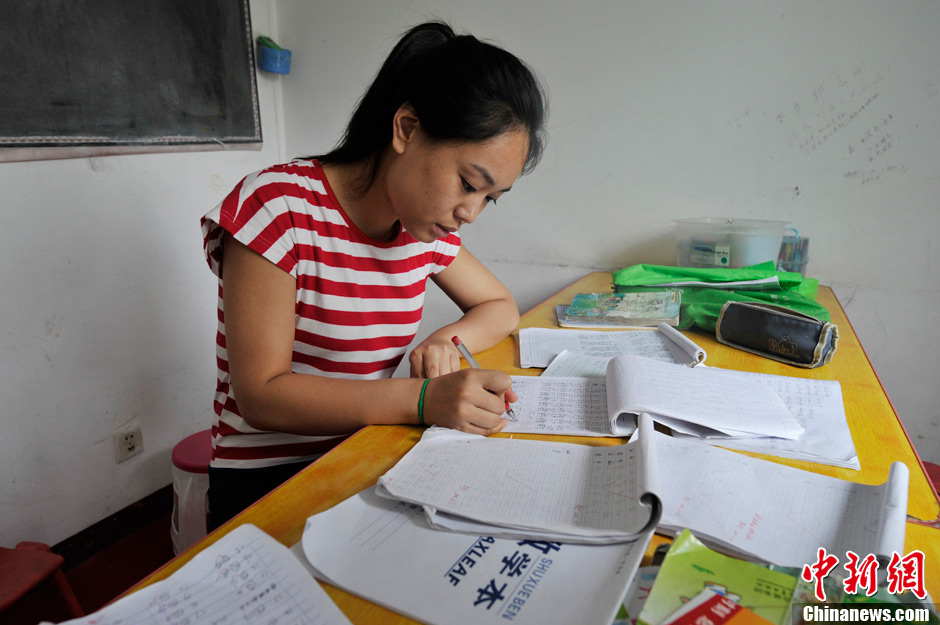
[376,426,661,543]
[541,349,610,377]
[302,487,653,625]
[607,356,804,439]
[47,524,351,625]
[652,429,909,566]
[678,372,859,469]
[535,354,856,468]
[518,324,705,368]
[501,374,609,436]
[375,416,907,567]
[505,356,804,440]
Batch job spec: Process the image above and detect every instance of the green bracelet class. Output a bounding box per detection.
[417,378,431,426]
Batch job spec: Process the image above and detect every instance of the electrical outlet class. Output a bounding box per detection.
[113,426,144,463]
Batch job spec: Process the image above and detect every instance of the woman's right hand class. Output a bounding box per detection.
[422,369,516,435]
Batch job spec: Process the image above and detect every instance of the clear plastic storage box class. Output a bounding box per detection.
[675,218,787,268]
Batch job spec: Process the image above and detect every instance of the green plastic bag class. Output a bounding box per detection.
[611,262,830,332]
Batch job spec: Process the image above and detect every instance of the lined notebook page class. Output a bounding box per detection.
[686,372,857,468]
[608,356,804,439]
[48,524,351,625]
[377,429,651,540]
[518,327,694,368]
[653,428,908,566]
[502,375,610,436]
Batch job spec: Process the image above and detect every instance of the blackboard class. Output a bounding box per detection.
[0,0,261,161]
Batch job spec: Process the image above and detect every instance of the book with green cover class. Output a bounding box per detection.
[556,290,681,328]
[637,530,797,625]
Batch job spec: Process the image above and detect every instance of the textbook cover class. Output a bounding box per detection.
[555,290,681,328]
[637,530,797,625]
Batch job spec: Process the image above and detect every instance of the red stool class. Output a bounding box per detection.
[0,541,84,622]
[171,429,213,554]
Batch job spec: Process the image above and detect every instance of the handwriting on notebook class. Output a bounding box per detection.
[518,326,703,369]
[504,376,608,436]
[49,524,351,625]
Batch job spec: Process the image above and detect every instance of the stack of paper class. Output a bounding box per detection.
[503,355,805,440]
[373,419,908,567]
[528,352,859,469]
[302,488,653,625]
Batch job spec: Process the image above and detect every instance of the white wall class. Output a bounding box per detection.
[0,1,285,547]
[277,1,940,456]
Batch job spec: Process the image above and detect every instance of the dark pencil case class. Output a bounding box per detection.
[715,301,838,368]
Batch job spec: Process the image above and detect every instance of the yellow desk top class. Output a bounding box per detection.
[132,272,940,618]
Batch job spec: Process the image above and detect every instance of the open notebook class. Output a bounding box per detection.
[518,324,706,368]
[376,417,908,567]
[532,350,859,470]
[503,355,804,440]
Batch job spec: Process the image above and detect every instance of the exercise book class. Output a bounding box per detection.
[302,487,653,625]
[533,350,859,469]
[502,355,804,440]
[375,417,907,566]
[518,324,705,368]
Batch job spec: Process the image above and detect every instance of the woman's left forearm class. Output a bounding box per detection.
[427,296,520,353]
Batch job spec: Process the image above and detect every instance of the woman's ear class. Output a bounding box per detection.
[391,104,420,154]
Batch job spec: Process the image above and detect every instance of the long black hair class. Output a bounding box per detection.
[310,21,546,191]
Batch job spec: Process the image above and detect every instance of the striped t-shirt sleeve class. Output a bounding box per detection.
[429,231,462,274]
[201,169,301,278]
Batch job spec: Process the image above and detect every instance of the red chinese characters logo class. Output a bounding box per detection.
[801,548,927,602]
[801,548,840,601]
[843,551,879,597]
[885,550,927,600]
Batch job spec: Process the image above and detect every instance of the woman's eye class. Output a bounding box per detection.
[460,177,476,193]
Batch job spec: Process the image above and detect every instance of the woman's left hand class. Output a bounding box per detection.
[410,336,462,378]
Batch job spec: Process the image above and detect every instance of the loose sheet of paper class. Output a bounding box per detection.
[376,427,654,541]
[650,426,908,566]
[678,371,858,469]
[541,350,610,378]
[49,524,351,625]
[518,325,703,368]
[303,488,653,625]
[607,356,804,439]
[501,374,610,436]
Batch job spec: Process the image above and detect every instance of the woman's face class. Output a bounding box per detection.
[385,111,529,243]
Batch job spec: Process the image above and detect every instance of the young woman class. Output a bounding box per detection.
[200,21,546,528]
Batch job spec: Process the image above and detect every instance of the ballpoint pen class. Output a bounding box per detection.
[450,335,516,420]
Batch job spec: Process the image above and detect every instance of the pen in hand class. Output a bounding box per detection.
[450,335,516,420]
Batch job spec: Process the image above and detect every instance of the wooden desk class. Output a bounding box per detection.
[133,272,940,619]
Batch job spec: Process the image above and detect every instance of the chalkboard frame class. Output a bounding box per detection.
[0,0,262,163]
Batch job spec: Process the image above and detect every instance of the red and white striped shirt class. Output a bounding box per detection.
[201,160,461,468]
